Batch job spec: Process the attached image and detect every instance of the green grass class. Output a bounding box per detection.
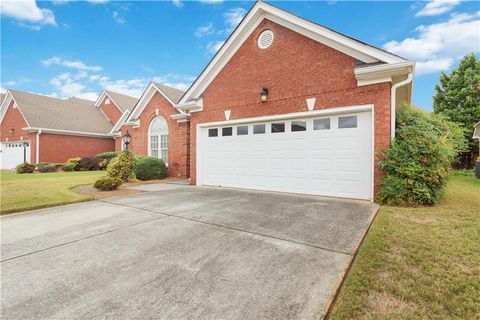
[329,174,480,319]
[0,171,104,214]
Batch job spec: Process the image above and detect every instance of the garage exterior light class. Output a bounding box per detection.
[260,87,269,103]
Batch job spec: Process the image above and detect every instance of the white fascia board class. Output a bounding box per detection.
[354,61,415,76]
[177,97,203,113]
[197,104,373,128]
[355,61,415,86]
[23,127,114,139]
[170,113,191,123]
[0,91,31,127]
[110,110,130,134]
[95,91,124,113]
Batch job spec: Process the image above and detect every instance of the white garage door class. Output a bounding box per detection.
[1,141,31,169]
[198,111,373,200]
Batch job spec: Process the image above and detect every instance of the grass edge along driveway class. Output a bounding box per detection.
[1,171,104,215]
[329,173,480,319]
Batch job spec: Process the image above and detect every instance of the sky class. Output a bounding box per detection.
[1,0,479,111]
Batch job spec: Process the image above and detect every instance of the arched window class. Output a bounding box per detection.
[148,116,169,164]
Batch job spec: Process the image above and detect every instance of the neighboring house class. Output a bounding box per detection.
[0,90,136,168]
[170,1,414,200]
[473,121,480,155]
[119,82,190,178]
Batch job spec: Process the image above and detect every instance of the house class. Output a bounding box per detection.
[167,1,412,200]
[473,121,480,155]
[0,90,137,168]
[119,82,190,178]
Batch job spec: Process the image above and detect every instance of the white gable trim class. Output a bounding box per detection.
[126,82,186,123]
[110,110,130,134]
[0,91,31,127]
[94,90,124,113]
[179,1,407,104]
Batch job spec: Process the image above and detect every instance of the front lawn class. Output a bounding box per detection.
[329,173,480,319]
[0,171,104,215]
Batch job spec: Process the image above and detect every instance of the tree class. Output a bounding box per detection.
[433,53,480,167]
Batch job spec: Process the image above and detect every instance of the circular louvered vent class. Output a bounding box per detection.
[258,30,274,49]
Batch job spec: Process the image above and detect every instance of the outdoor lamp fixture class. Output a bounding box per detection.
[22,141,28,162]
[9,128,14,134]
[260,87,269,103]
[123,130,131,150]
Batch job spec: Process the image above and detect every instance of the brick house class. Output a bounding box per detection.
[169,1,415,200]
[0,90,136,168]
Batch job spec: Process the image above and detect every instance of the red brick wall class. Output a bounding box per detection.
[189,19,391,195]
[39,133,115,163]
[1,100,37,163]
[119,91,190,178]
[99,96,122,124]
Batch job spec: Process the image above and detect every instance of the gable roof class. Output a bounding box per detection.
[1,90,113,135]
[96,90,138,112]
[0,93,5,104]
[179,0,411,104]
[126,82,186,123]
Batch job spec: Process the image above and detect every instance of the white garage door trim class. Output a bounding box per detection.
[1,140,31,169]
[196,104,375,200]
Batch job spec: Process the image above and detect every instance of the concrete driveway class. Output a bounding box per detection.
[1,185,378,320]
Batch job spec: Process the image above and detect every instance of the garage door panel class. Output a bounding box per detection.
[200,111,373,200]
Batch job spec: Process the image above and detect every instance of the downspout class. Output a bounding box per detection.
[36,129,42,163]
[390,72,413,141]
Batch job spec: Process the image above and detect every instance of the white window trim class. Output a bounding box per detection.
[147,116,169,165]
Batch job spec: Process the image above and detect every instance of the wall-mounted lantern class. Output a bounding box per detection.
[260,87,269,103]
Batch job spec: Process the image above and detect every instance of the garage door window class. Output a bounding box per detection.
[291,120,307,132]
[222,127,233,136]
[237,126,248,135]
[253,124,266,134]
[314,118,330,130]
[208,128,218,137]
[271,122,285,133]
[338,116,357,129]
[149,116,169,164]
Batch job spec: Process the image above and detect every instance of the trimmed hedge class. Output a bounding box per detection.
[16,162,35,174]
[63,162,76,172]
[96,152,119,160]
[135,156,167,180]
[379,104,466,206]
[38,164,57,173]
[93,176,123,191]
[77,157,101,171]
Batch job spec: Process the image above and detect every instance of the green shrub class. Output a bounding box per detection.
[37,164,57,173]
[66,157,81,171]
[16,162,35,174]
[379,104,466,206]
[96,151,119,160]
[93,176,123,191]
[135,156,167,180]
[106,150,134,182]
[98,159,108,170]
[77,157,101,171]
[63,162,76,172]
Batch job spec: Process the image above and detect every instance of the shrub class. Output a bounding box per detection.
[93,176,123,191]
[66,157,81,170]
[38,164,57,173]
[16,162,35,174]
[106,150,134,182]
[96,152,119,160]
[63,162,76,172]
[379,104,466,206]
[77,157,101,171]
[98,159,108,170]
[135,156,167,180]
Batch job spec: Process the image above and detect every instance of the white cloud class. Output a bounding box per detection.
[98,78,147,97]
[383,11,480,74]
[198,0,224,4]
[416,0,460,17]
[195,23,215,37]
[42,57,103,72]
[87,0,109,4]
[0,0,56,28]
[49,73,98,101]
[0,87,6,94]
[172,0,183,8]
[206,40,225,55]
[112,11,125,24]
[223,7,246,32]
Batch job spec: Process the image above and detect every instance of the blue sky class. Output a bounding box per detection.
[1,0,479,110]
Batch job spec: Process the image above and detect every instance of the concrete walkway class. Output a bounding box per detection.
[1,186,378,320]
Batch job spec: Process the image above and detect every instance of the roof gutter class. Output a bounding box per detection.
[23,127,114,139]
[390,72,413,141]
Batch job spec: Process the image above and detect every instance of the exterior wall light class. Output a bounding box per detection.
[123,130,131,150]
[260,87,269,103]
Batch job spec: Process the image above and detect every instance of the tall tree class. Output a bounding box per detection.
[433,53,480,166]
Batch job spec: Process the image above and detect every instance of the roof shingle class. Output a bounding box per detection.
[104,90,138,112]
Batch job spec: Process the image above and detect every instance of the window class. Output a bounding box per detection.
[338,116,357,129]
[291,120,307,132]
[271,122,285,133]
[105,98,111,105]
[237,126,248,135]
[208,128,218,137]
[149,116,169,164]
[253,124,266,134]
[222,127,233,136]
[314,118,330,130]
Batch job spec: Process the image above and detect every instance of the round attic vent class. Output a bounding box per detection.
[258,30,274,49]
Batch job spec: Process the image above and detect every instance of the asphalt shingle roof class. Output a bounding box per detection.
[105,90,138,112]
[10,90,113,134]
[152,82,185,104]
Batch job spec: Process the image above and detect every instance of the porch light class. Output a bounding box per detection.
[9,128,14,134]
[22,141,28,163]
[260,87,269,103]
[123,130,131,150]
